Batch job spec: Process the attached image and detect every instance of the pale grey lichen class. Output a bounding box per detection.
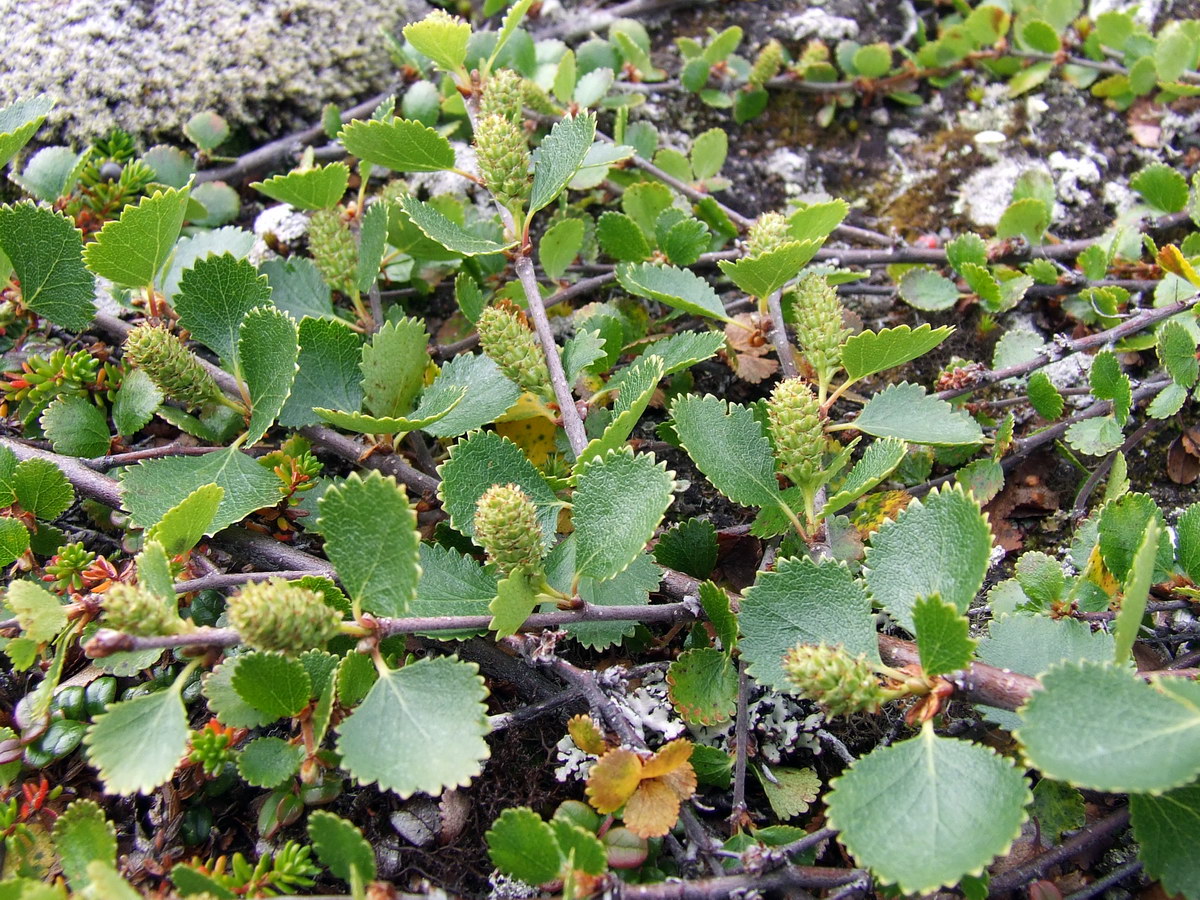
[0,0,406,145]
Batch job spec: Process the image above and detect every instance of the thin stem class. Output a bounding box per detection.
[765,289,799,379]
[988,807,1131,893]
[514,253,588,456]
[728,658,752,831]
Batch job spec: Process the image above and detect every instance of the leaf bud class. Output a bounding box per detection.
[226,578,342,656]
[474,113,532,213]
[767,377,824,489]
[782,642,889,716]
[306,208,358,295]
[123,325,224,411]
[745,212,791,257]
[102,584,187,637]
[476,303,552,399]
[474,483,545,574]
[788,273,849,387]
[749,39,784,88]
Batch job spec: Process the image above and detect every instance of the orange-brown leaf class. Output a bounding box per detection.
[622,779,683,838]
[658,763,698,802]
[641,739,693,780]
[585,748,643,814]
[567,714,607,756]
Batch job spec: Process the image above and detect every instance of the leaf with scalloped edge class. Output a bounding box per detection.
[568,714,607,755]
[576,355,663,467]
[319,470,421,618]
[0,95,54,168]
[653,518,718,580]
[912,593,976,677]
[1017,661,1200,793]
[403,11,471,73]
[486,807,565,885]
[740,556,879,690]
[667,648,737,724]
[864,484,993,633]
[7,580,66,644]
[898,268,959,311]
[398,195,513,255]
[1026,371,1064,420]
[84,680,189,795]
[819,437,907,516]
[617,262,730,321]
[841,325,954,382]
[1179,503,1200,584]
[314,387,466,435]
[236,736,303,789]
[340,118,456,172]
[1112,518,1162,664]
[231,652,312,720]
[53,799,117,891]
[1158,320,1199,387]
[529,113,597,216]
[251,163,348,210]
[308,811,377,886]
[670,394,782,510]
[175,252,273,369]
[1098,491,1173,584]
[13,457,74,521]
[756,765,820,820]
[586,748,643,813]
[853,383,983,446]
[0,203,95,330]
[1131,162,1189,214]
[827,722,1029,895]
[717,240,821,298]
[143,483,222,557]
[239,306,298,446]
[489,569,540,639]
[1090,350,1132,425]
[1065,416,1124,456]
[336,656,490,798]
[83,185,190,288]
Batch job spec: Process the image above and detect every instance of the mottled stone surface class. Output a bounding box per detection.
[0,0,407,145]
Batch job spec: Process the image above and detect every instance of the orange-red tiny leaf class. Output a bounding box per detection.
[585,748,642,814]
[622,779,683,838]
[641,739,693,780]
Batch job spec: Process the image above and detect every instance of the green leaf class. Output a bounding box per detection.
[13,458,73,520]
[232,652,312,720]
[568,551,660,650]
[340,118,456,173]
[700,581,738,653]
[996,196,1050,243]
[413,543,497,619]
[1178,503,1200,584]
[174,252,274,372]
[819,437,907,516]
[1017,661,1200,792]
[718,241,821,298]
[159,226,254,299]
[1026,371,1064,419]
[1065,416,1124,456]
[82,185,190,288]
[120,447,280,533]
[184,111,229,152]
[361,317,428,418]
[336,656,490,798]
[864,484,992,632]
[261,256,333,320]
[1013,552,1064,606]
[653,518,718,580]
[236,736,304,789]
[1112,518,1162,663]
[756,766,820,820]
[690,127,728,181]
[421,353,522,438]
[897,268,959,311]
[1090,350,1132,425]
[529,113,597,216]
[7,580,66,643]
[617,262,729,321]
[12,146,84,202]
[563,330,607,385]
[841,325,953,382]
[740,557,879,690]
[539,217,585,280]
[1158,320,1199,387]
[398,195,514,256]
[203,658,273,729]
[40,397,109,458]
[0,518,30,568]
[854,383,983,446]
[239,306,298,445]
[666,648,737,725]
[1008,60,1054,97]
[112,368,163,437]
[670,394,782,509]
[144,484,222,556]
[437,430,561,540]
[356,199,390,293]
[489,569,540,639]
[84,683,188,794]
[319,471,421,618]
[550,821,606,875]
[1098,492,1172,583]
[577,355,663,466]
[404,12,471,73]
[279,317,363,429]
[250,163,348,210]
[912,593,976,677]
[1131,781,1200,900]
[625,331,726,379]
[0,203,95,330]
[1030,779,1085,841]
[308,811,378,886]
[573,448,675,581]
[52,800,116,891]
[0,95,54,168]
[1020,19,1061,53]
[955,457,1004,505]
[658,214,710,267]
[597,211,651,262]
[826,723,1029,895]
[787,199,849,243]
[487,808,564,884]
[1131,162,1189,215]
[945,233,988,273]
[853,41,893,77]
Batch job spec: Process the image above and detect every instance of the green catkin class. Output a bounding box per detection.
[226,578,342,656]
[480,69,526,122]
[749,39,784,88]
[306,208,357,295]
[788,273,849,388]
[767,377,825,489]
[782,642,889,716]
[745,212,791,257]
[123,325,225,410]
[474,113,532,212]
[102,584,186,637]
[476,304,552,399]
[473,483,545,574]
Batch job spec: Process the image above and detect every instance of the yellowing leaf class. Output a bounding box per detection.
[623,778,684,838]
[641,739,693,779]
[495,413,559,466]
[1157,244,1200,288]
[585,748,643,813]
[567,715,607,756]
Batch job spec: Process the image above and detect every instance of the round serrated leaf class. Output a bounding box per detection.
[13,457,74,521]
[0,517,30,567]
[336,656,490,798]
[616,262,730,321]
[573,448,675,581]
[82,185,190,289]
[52,799,117,891]
[1017,661,1200,793]
[667,648,737,725]
[827,723,1029,894]
[0,203,96,331]
[340,118,456,173]
[230,652,312,721]
[486,807,564,884]
[251,162,349,210]
[864,484,992,632]
[308,811,377,885]
[898,268,959,311]
[84,686,189,795]
[237,736,303,789]
[853,383,983,446]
